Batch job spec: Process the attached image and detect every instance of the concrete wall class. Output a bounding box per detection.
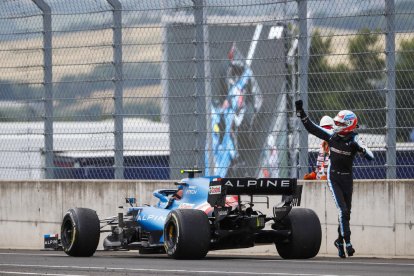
[0,180,175,250]
[0,180,413,258]
[301,180,414,257]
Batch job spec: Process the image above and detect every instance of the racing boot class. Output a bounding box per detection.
[346,242,355,257]
[334,239,346,258]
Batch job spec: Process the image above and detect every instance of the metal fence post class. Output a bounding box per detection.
[160,7,169,124]
[107,0,124,179]
[298,0,309,178]
[385,0,396,179]
[193,0,207,172]
[32,0,53,179]
[289,37,298,179]
[203,8,213,176]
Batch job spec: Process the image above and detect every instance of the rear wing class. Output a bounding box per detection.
[208,178,301,207]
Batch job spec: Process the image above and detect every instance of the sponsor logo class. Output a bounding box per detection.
[344,114,355,120]
[209,185,222,195]
[137,215,166,221]
[331,147,351,156]
[217,209,229,216]
[44,236,59,248]
[268,26,284,39]
[178,203,195,209]
[44,239,58,245]
[223,179,291,188]
[185,187,197,195]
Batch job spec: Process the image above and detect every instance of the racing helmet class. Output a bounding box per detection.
[333,110,358,135]
[319,115,334,130]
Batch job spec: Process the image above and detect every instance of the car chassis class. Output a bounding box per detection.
[60,170,322,259]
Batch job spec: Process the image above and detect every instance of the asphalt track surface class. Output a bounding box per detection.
[0,250,413,276]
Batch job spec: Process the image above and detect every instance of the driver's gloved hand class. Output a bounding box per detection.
[295,100,305,118]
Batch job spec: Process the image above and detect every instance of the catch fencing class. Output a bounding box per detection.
[0,0,413,180]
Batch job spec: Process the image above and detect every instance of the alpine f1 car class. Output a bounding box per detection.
[60,170,322,259]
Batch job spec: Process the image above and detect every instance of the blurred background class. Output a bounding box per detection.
[0,0,413,180]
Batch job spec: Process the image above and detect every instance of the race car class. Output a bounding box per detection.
[60,169,322,259]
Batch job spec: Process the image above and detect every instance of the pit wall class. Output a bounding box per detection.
[0,180,413,258]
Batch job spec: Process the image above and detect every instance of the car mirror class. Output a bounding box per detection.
[125,197,136,207]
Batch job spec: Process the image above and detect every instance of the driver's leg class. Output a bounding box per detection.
[328,171,347,258]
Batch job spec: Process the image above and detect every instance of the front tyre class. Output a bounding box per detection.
[275,208,321,259]
[61,208,100,257]
[164,209,210,259]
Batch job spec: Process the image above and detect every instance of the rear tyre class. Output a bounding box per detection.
[61,208,100,257]
[164,209,210,259]
[275,208,321,259]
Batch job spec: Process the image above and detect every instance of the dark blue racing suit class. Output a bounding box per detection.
[297,110,374,243]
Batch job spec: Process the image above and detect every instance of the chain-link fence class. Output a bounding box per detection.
[0,0,413,180]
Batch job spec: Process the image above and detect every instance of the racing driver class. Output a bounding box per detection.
[295,100,374,258]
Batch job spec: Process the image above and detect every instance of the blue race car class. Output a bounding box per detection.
[60,170,322,259]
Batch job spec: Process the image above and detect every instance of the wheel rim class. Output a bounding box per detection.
[165,222,177,248]
[61,218,74,249]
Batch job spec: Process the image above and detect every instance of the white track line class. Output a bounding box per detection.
[258,259,414,267]
[0,264,355,276]
[0,252,411,268]
[0,271,85,276]
[0,253,64,257]
[1,252,412,267]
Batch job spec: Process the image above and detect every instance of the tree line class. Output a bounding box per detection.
[308,28,414,142]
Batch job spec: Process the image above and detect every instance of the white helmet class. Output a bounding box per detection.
[319,115,334,128]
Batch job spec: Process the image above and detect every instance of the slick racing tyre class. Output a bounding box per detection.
[164,209,210,259]
[275,208,321,259]
[61,208,100,257]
